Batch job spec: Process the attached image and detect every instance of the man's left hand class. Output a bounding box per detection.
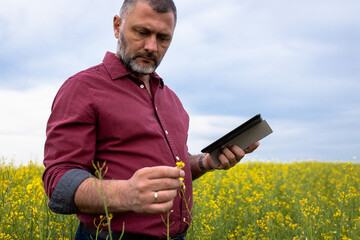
[205,142,260,170]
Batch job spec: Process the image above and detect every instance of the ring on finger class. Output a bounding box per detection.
[154,191,158,203]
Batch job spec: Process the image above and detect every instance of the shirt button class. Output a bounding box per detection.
[140,84,145,89]
[183,218,186,222]
[165,130,169,135]
[176,156,180,160]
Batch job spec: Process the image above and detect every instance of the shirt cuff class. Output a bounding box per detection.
[48,169,92,214]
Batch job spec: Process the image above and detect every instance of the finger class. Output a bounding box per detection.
[145,200,175,214]
[139,190,178,214]
[244,142,260,154]
[149,178,183,192]
[141,166,185,180]
[220,147,237,167]
[217,153,231,170]
[227,144,245,162]
[152,189,178,204]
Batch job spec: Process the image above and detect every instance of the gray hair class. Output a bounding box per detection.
[120,0,177,24]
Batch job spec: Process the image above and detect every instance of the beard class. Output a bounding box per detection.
[117,31,160,75]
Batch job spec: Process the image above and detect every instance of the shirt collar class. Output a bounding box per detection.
[102,51,164,88]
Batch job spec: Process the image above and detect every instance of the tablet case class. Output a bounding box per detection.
[201,114,273,166]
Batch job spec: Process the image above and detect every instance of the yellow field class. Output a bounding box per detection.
[1,159,359,239]
[0,160,78,240]
[190,161,360,239]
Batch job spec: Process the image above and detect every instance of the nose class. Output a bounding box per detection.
[144,35,158,53]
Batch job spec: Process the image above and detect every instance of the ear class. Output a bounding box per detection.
[113,15,122,39]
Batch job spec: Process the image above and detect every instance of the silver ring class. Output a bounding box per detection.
[154,191,158,203]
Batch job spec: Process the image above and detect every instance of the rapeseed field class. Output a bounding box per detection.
[189,161,360,239]
[1,159,359,239]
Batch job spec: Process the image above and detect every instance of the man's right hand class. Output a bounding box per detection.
[123,166,185,214]
[74,166,185,214]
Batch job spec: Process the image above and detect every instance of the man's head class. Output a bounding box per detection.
[114,0,177,76]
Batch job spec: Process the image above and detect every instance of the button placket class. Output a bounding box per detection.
[154,95,181,164]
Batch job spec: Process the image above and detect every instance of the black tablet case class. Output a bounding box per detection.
[201,114,273,166]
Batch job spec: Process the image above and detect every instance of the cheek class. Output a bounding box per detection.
[128,38,145,52]
[158,45,170,58]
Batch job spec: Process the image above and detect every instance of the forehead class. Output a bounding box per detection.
[124,2,175,34]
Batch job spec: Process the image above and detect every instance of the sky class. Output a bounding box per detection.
[0,0,359,165]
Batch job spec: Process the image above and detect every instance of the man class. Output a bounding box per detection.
[42,0,259,239]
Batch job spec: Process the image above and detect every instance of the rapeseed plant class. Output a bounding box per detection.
[162,161,192,239]
[1,158,359,239]
[0,158,78,239]
[188,161,360,239]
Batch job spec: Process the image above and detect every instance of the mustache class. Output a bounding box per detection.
[133,52,159,66]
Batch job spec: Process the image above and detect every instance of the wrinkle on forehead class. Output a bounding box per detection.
[123,2,175,35]
[121,1,176,26]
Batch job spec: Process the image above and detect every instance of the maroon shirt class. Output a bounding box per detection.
[43,52,192,237]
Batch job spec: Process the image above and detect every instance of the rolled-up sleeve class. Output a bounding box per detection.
[48,169,91,214]
[42,74,97,213]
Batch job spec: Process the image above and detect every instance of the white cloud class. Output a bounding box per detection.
[0,0,111,45]
[1,85,358,166]
[1,0,359,164]
[169,0,360,73]
[0,85,58,165]
[187,113,360,163]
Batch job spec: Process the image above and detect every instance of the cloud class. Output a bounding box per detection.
[0,0,359,164]
[0,0,117,48]
[0,0,118,88]
[161,0,360,107]
[188,112,360,163]
[0,85,59,165]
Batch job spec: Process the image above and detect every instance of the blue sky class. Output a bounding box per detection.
[0,0,359,165]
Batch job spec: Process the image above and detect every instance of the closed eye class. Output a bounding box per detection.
[137,30,149,36]
[158,34,171,41]
[133,27,150,37]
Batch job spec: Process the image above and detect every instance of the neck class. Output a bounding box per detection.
[137,74,152,96]
[136,73,150,83]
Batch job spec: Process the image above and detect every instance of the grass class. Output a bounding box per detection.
[0,158,359,239]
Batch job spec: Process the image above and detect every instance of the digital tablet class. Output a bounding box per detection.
[201,114,273,166]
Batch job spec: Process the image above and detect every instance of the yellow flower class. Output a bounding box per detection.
[176,161,185,169]
[176,161,185,181]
